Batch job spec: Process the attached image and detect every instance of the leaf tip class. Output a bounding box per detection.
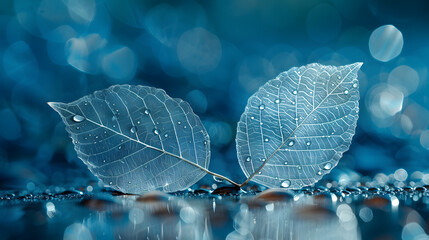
[352,62,363,70]
[47,102,63,112]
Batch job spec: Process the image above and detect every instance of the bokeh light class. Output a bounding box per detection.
[369,25,403,62]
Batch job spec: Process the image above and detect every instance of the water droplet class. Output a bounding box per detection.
[353,83,358,88]
[245,156,251,162]
[250,116,255,120]
[118,146,122,150]
[295,117,298,121]
[264,138,269,142]
[76,127,80,130]
[259,104,265,110]
[137,120,141,125]
[130,126,137,134]
[72,115,85,123]
[288,140,295,147]
[297,165,302,170]
[284,161,288,165]
[292,101,296,105]
[203,140,207,145]
[337,76,341,79]
[213,176,224,182]
[109,182,113,185]
[261,158,266,162]
[177,121,182,125]
[258,171,262,174]
[281,180,291,188]
[344,90,349,95]
[306,141,311,146]
[128,181,131,184]
[144,109,150,115]
[184,126,187,129]
[164,133,168,138]
[324,163,332,170]
[292,90,297,95]
[317,171,322,175]
[275,99,281,104]
[153,129,159,135]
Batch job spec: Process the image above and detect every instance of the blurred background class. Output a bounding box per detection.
[0,0,429,190]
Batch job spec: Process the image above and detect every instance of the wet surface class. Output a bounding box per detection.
[1,182,429,240]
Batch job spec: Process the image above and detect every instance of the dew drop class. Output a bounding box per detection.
[284,161,288,165]
[275,99,281,104]
[153,129,159,135]
[112,114,118,121]
[297,165,302,170]
[292,101,296,105]
[144,109,151,115]
[306,141,311,146]
[130,126,137,134]
[281,180,291,188]
[177,121,182,125]
[258,171,262,175]
[109,182,113,185]
[245,156,251,162]
[287,140,295,147]
[250,116,255,120]
[118,146,122,150]
[164,133,168,138]
[295,117,298,121]
[137,120,141,125]
[344,90,349,95]
[102,160,106,163]
[213,176,224,182]
[128,181,131,184]
[72,115,85,123]
[203,140,207,145]
[292,90,297,95]
[259,104,265,110]
[76,127,80,130]
[353,83,358,88]
[324,163,332,170]
[337,76,341,79]
[317,171,322,175]
[264,138,269,142]
[261,158,266,162]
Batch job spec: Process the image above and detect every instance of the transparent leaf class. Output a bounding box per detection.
[236,63,362,189]
[49,85,210,193]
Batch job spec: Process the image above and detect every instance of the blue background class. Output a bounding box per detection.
[1,0,429,189]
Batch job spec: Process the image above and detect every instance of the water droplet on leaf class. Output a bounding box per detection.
[72,115,85,123]
[324,163,332,170]
[281,180,291,188]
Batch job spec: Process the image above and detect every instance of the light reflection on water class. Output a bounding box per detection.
[3,185,428,240]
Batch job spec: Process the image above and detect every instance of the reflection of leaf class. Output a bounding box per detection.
[49,85,210,193]
[236,63,361,189]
